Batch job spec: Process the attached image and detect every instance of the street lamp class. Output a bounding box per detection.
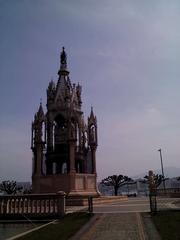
[158,148,166,191]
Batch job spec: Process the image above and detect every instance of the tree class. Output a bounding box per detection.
[0,181,22,195]
[23,187,32,194]
[101,175,130,196]
[144,174,167,188]
[176,176,180,181]
[176,177,180,188]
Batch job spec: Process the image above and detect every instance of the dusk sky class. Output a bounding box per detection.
[1,0,180,182]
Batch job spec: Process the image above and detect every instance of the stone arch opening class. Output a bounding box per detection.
[54,114,67,152]
[89,124,96,143]
[62,162,67,174]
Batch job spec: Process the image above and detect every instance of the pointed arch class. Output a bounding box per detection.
[62,162,67,174]
[53,162,56,174]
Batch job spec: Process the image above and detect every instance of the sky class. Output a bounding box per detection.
[1,0,180,182]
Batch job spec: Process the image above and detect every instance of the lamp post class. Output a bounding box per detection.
[158,148,166,191]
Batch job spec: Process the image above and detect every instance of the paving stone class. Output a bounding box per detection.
[80,213,146,240]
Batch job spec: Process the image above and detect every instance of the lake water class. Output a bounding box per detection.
[0,223,42,240]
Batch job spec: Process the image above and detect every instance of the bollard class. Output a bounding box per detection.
[148,170,157,214]
[88,196,93,213]
[149,193,157,214]
[56,191,66,217]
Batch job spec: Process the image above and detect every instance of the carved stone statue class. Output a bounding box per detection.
[61,47,67,65]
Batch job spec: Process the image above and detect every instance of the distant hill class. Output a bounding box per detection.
[132,166,180,179]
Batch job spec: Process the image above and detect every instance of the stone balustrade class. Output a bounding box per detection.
[0,191,65,219]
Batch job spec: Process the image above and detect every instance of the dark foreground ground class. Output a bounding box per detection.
[17,212,92,240]
[151,210,180,240]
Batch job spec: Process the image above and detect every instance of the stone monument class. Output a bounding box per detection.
[31,47,99,197]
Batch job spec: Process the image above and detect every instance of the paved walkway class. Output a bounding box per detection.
[77,213,148,240]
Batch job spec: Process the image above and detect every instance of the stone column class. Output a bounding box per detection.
[36,144,43,176]
[47,121,53,151]
[69,140,76,173]
[46,112,53,152]
[91,145,97,174]
[56,191,66,217]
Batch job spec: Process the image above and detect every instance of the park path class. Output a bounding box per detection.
[77,213,148,240]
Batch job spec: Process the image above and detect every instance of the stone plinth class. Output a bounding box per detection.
[32,173,99,197]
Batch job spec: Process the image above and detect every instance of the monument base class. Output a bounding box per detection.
[32,173,100,198]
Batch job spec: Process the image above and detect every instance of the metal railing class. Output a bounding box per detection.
[149,188,180,214]
[157,188,180,195]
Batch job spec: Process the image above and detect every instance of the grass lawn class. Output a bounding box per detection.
[17,212,93,240]
[152,211,180,240]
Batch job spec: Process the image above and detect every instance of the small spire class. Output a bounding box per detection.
[88,106,97,125]
[37,100,44,119]
[90,106,94,117]
[89,106,94,119]
[48,78,55,90]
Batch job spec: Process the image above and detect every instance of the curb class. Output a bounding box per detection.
[136,212,148,240]
[141,213,161,240]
